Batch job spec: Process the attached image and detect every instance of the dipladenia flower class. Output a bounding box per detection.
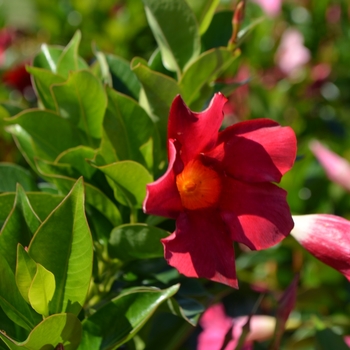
[143,93,296,288]
[292,214,350,281]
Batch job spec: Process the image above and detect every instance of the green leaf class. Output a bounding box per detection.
[51,70,107,142]
[56,30,88,78]
[108,224,169,261]
[55,146,96,180]
[179,47,240,108]
[33,45,63,72]
[26,66,66,110]
[95,161,153,208]
[186,0,220,34]
[28,264,56,317]
[105,54,141,99]
[315,328,349,350]
[16,245,37,304]
[0,193,64,229]
[35,160,122,227]
[90,50,112,86]
[143,0,200,74]
[93,131,119,166]
[5,109,87,162]
[28,178,93,316]
[80,285,179,350]
[0,313,82,350]
[0,253,41,331]
[0,185,41,272]
[104,88,154,164]
[131,59,180,147]
[0,163,37,192]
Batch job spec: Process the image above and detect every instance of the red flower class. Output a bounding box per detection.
[143,93,296,288]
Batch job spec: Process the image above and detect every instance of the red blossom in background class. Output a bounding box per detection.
[292,214,350,281]
[143,93,296,288]
[2,62,32,93]
[197,303,276,350]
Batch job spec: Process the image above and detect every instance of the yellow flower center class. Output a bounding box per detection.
[176,159,222,210]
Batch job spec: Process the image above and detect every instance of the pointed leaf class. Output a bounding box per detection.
[0,253,41,331]
[0,313,82,350]
[187,0,220,34]
[28,264,56,317]
[0,185,41,272]
[52,70,107,142]
[26,66,66,110]
[28,178,93,316]
[104,88,154,164]
[16,245,37,304]
[95,161,153,208]
[80,284,179,349]
[0,163,37,192]
[56,31,88,78]
[33,45,63,72]
[94,131,119,166]
[108,224,169,261]
[143,0,200,73]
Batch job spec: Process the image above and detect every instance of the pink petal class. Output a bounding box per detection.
[198,303,233,350]
[168,93,227,165]
[206,119,296,183]
[161,209,238,288]
[292,214,350,281]
[143,140,183,219]
[310,140,350,192]
[220,177,293,250]
[252,0,281,17]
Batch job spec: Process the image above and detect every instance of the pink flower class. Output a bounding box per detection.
[292,214,350,281]
[275,29,310,77]
[198,303,276,350]
[310,140,350,192]
[252,0,281,17]
[143,93,296,288]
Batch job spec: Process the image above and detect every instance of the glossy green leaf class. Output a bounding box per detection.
[108,224,169,261]
[33,45,63,72]
[0,185,41,272]
[0,313,82,350]
[105,54,141,99]
[143,0,200,74]
[28,178,93,316]
[96,161,152,208]
[0,163,37,192]
[179,47,240,108]
[80,284,179,350]
[26,66,66,110]
[5,109,86,161]
[51,70,107,142]
[104,88,154,164]
[55,146,96,180]
[56,31,88,78]
[131,59,179,147]
[28,264,56,317]
[16,245,37,304]
[187,0,220,34]
[35,159,122,227]
[93,131,119,166]
[90,51,112,86]
[0,253,41,331]
[315,328,349,350]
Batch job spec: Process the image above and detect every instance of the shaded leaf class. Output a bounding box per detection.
[108,224,169,261]
[0,163,37,192]
[28,178,93,316]
[187,0,220,34]
[80,284,179,350]
[315,328,349,350]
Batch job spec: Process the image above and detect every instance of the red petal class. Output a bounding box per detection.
[292,214,350,281]
[168,93,227,165]
[220,177,293,250]
[161,209,238,288]
[143,140,183,219]
[206,119,297,183]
